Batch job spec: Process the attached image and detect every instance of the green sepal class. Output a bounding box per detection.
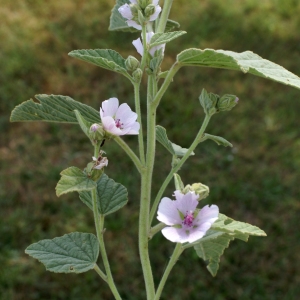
[177,48,300,90]
[200,133,233,147]
[56,167,97,197]
[10,94,100,124]
[79,174,128,216]
[174,173,184,191]
[25,232,99,273]
[199,89,218,116]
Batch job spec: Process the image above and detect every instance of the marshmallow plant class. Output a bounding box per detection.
[10,0,300,299]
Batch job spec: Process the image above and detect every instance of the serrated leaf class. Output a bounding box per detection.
[165,19,180,32]
[201,133,233,147]
[194,231,234,276]
[109,0,138,32]
[56,167,96,197]
[212,213,267,237]
[25,232,99,273]
[156,125,194,157]
[10,94,100,124]
[177,48,300,90]
[68,49,130,78]
[79,174,128,216]
[149,31,186,48]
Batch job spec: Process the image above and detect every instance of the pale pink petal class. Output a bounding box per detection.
[157,197,181,225]
[186,227,207,243]
[127,20,142,30]
[173,190,184,201]
[126,122,140,134]
[118,4,133,20]
[116,103,137,122]
[152,0,159,5]
[146,32,155,44]
[101,98,119,118]
[101,116,123,135]
[149,6,161,21]
[161,227,189,243]
[196,205,219,226]
[149,43,165,57]
[176,192,198,214]
[94,158,108,169]
[132,38,144,56]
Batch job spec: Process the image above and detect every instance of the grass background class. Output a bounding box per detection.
[1,0,300,299]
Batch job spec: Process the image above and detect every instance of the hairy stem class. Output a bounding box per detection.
[154,243,183,300]
[157,0,174,33]
[149,114,211,225]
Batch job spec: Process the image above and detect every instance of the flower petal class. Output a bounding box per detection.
[116,103,137,123]
[126,122,140,134]
[100,98,119,118]
[132,37,144,56]
[101,116,123,135]
[118,4,133,20]
[157,197,181,225]
[152,0,159,5]
[161,227,190,243]
[185,227,208,243]
[196,205,219,226]
[127,20,142,30]
[149,43,165,57]
[175,192,198,215]
[149,6,161,21]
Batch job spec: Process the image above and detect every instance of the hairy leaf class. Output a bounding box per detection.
[25,232,99,273]
[56,167,96,197]
[150,31,186,48]
[201,133,233,147]
[177,48,300,90]
[10,94,100,124]
[79,174,128,216]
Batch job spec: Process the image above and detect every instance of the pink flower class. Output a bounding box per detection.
[118,0,161,30]
[132,31,165,57]
[92,151,108,170]
[157,191,219,243]
[100,97,140,136]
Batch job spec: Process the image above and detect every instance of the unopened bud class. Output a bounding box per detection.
[125,55,140,72]
[145,4,156,17]
[89,123,105,141]
[130,4,139,17]
[199,89,219,116]
[132,68,143,82]
[139,0,150,9]
[138,10,145,25]
[182,183,209,201]
[217,94,239,112]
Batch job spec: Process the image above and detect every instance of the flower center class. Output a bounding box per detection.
[182,211,194,227]
[115,118,123,129]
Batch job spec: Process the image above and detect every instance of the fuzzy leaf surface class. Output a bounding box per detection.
[10,94,100,124]
[25,232,99,273]
[177,48,300,90]
[56,167,96,197]
[201,133,233,147]
[79,174,128,216]
[69,49,129,77]
[150,31,186,48]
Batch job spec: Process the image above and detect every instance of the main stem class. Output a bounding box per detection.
[139,75,157,299]
[157,0,174,33]
[149,114,211,225]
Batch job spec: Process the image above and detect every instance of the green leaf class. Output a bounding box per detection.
[25,232,99,273]
[56,167,96,197]
[156,125,194,157]
[79,174,128,216]
[68,49,130,78]
[10,94,100,124]
[165,20,180,32]
[149,31,186,48]
[109,0,138,32]
[177,48,300,90]
[212,213,267,237]
[201,133,233,147]
[194,231,234,276]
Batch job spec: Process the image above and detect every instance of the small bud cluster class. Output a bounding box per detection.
[182,183,210,201]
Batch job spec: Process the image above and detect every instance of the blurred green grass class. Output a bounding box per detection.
[1,0,300,299]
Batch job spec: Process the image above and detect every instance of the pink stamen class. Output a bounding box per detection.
[182,211,194,227]
[115,119,123,129]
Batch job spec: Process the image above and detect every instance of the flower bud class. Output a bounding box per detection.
[217,94,239,112]
[199,89,219,116]
[139,0,151,9]
[125,55,140,72]
[130,4,139,17]
[182,183,209,201]
[89,123,105,141]
[132,68,143,82]
[144,4,156,17]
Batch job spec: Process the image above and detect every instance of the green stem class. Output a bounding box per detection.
[93,264,107,282]
[114,136,142,173]
[156,0,174,33]
[149,114,211,225]
[149,222,166,240]
[92,188,121,300]
[154,243,183,300]
[152,62,181,108]
[134,82,146,165]
[141,25,148,70]
[138,75,157,299]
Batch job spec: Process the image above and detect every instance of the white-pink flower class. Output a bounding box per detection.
[118,0,161,30]
[157,191,219,243]
[100,97,140,136]
[132,31,165,57]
